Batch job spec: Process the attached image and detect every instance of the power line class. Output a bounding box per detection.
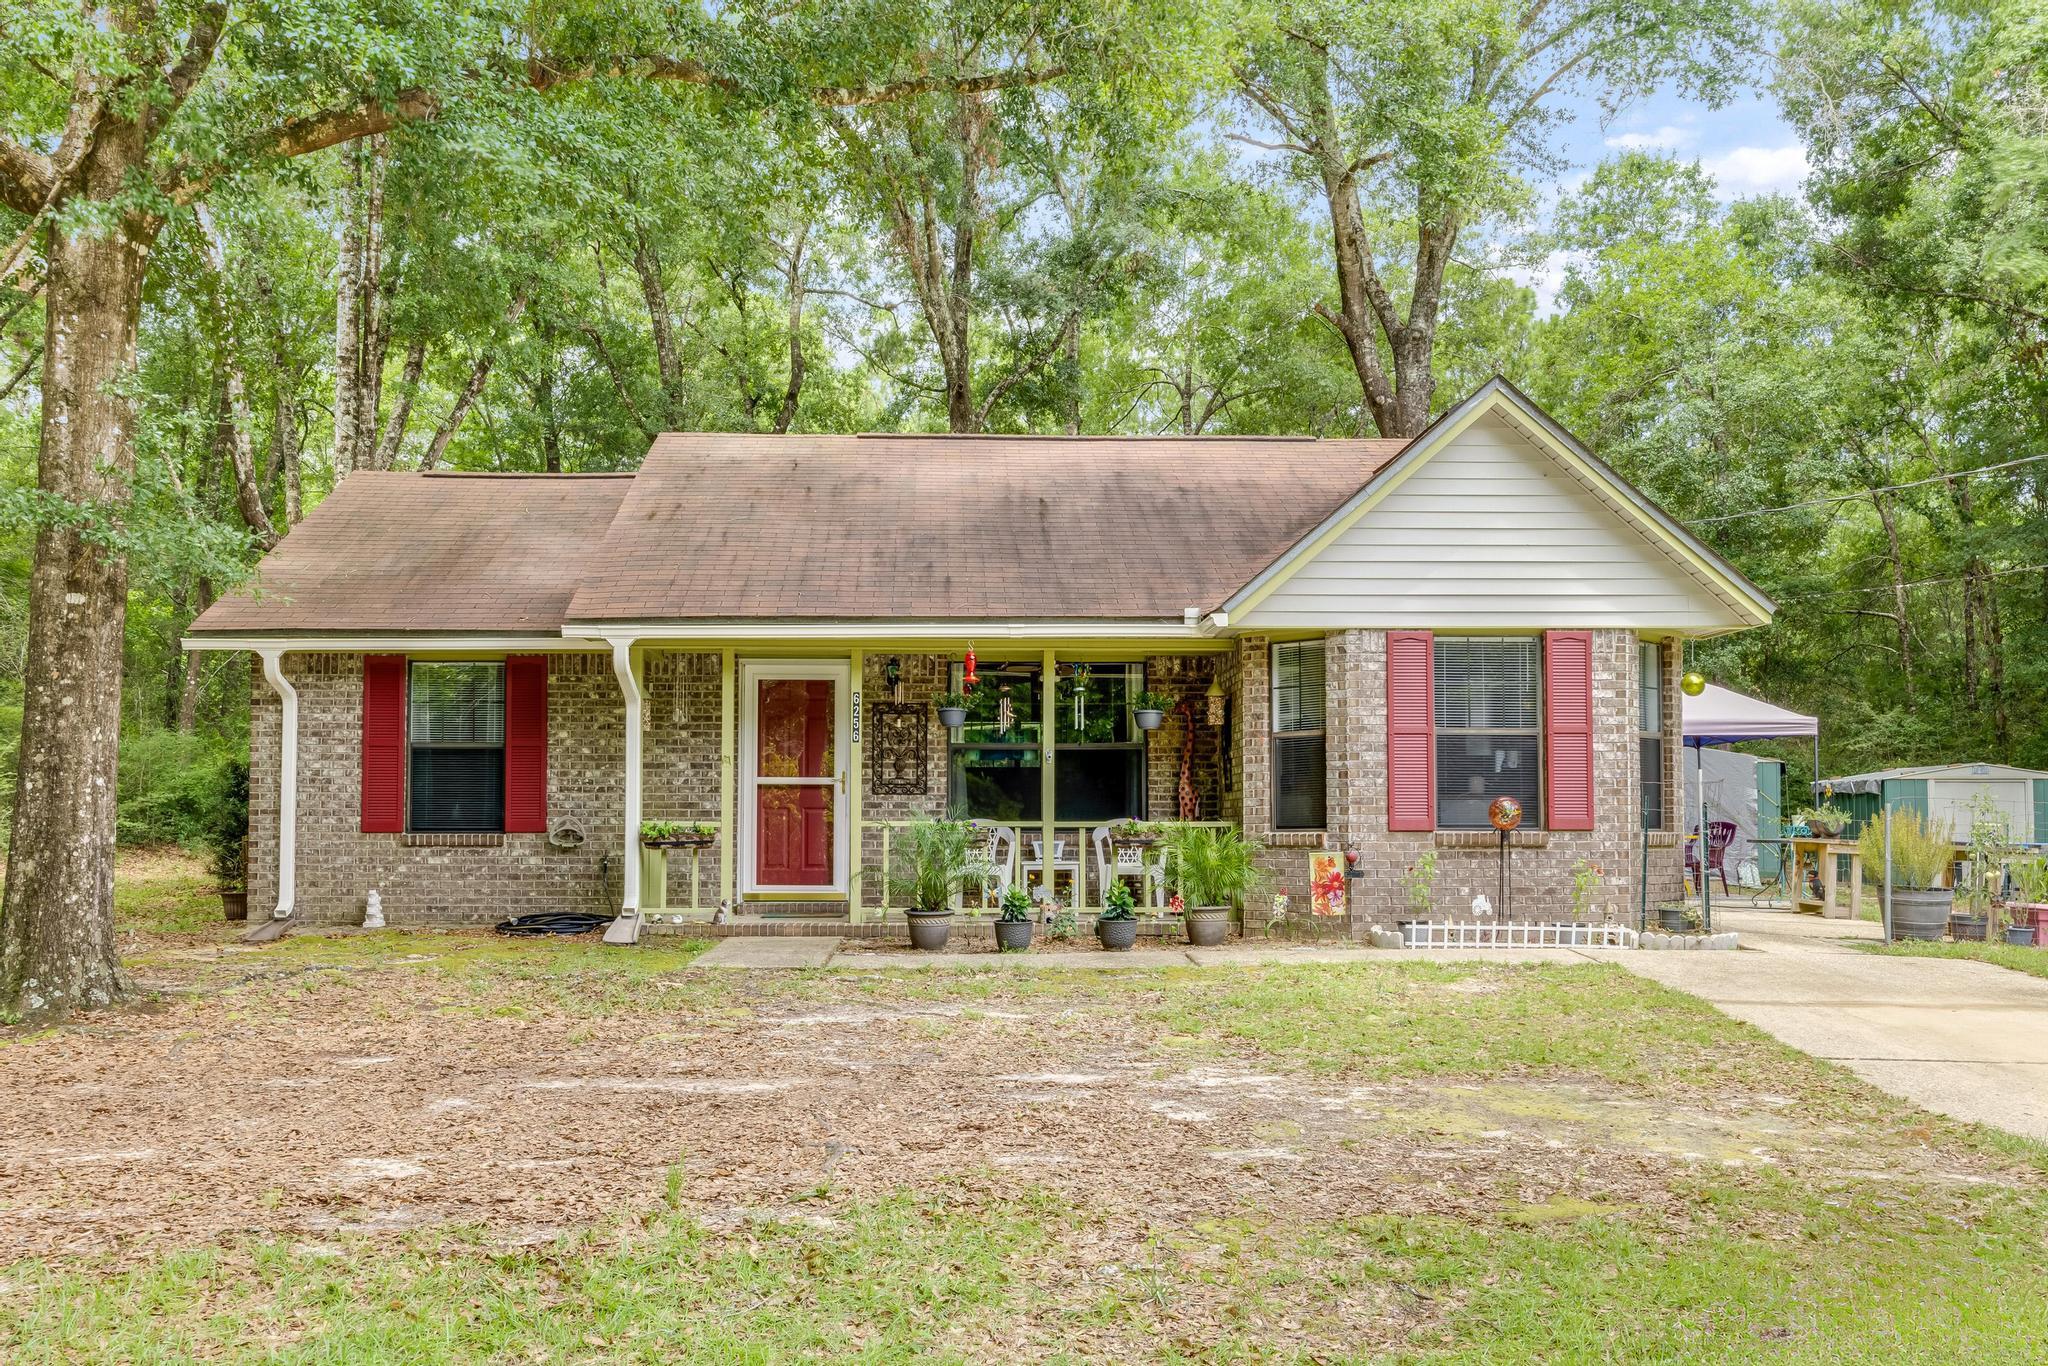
[1690,452,2048,524]
[1776,562,2048,601]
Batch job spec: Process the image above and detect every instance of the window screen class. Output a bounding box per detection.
[1639,641,1666,830]
[1434,637,1541,829]
[1272,640,1326,830]
[409,662,505,832]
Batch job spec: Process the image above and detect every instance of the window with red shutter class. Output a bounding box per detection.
[1433,637,1542,829]
[504,655,548,833]
[1386,630,1435,831]
[1544,631,1596,831]
[361,655,406,833]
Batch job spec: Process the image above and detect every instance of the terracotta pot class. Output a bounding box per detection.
[1185,905,1230,946]
[1096,917,1139,950]
[219,890,249,922]
[995,919,1034,952]
[906,908,954,951]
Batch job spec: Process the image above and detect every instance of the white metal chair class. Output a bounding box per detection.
[1091,825,1166,909]
[1022,834,1083,905]
[956,822,1017,910]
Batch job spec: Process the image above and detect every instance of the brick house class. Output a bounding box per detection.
[186,380,1773,933]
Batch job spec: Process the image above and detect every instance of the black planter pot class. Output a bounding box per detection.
[1949,914,1990,943]
[220,889,249,922]
[1653,904,1693,934]
[936,706,968,728]
[1096,916,1139,951]
[2006,924,2038,947]
[1890,887,1954,941]
[1185,906,1230,947]
[907,908,954,951]
[995,919,1034,952]
[1133,709,1164,731]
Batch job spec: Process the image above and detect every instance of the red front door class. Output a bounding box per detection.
[753,677,837,887]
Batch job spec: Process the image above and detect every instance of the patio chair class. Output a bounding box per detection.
[1685,820,1736,895]
[1091,825,1165,909]
[1021,834,1083,905]
[955,823,1017,911]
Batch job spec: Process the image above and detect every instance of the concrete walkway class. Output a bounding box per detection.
[1614,908,2048,1142]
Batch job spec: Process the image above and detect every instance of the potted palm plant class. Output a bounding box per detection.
[935,692,971,729]
[1130,690,1175,731]
[995,883,1035,952]
[1161,823,1262,947]
[879,819,987,951]
[1858,809,1955,941]
[1097,879,1140,950]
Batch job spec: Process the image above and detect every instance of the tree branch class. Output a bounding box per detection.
[0,136,55,217]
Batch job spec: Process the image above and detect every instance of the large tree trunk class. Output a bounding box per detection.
[0,213,149,1021]
[368,335,425,469]
[632,224,686,427]
[333,137,388,474]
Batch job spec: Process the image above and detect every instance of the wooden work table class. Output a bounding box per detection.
[1789,837,1862,918]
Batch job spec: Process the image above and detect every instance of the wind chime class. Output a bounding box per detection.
[995,681,1014,736]
[1070,662,1091,730]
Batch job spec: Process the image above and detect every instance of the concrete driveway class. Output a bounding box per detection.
[1612,909,2048,1142]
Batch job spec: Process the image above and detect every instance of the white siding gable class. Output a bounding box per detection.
[1238,411,1752,631]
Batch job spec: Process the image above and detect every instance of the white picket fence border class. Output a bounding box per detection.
[1397,920,1638,950]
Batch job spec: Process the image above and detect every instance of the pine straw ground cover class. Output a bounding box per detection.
[2,855,2047,1360]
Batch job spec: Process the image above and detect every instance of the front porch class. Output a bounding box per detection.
[618,640,1245,925]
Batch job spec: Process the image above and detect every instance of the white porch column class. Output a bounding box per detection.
[611,639,644,910]
[257,648,297,920]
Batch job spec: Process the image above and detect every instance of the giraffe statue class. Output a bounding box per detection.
[1173,698,1199,821]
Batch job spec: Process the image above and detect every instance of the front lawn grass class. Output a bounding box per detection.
[1861,938,2048,982]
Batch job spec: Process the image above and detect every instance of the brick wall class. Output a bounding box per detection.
[1233,629,1664,932]
[249,652,626,925]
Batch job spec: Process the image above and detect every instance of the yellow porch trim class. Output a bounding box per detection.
[718,647,736,905]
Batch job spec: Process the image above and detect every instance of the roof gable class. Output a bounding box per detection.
[1224,380,1773,633]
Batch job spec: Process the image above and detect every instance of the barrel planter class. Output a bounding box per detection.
[1889,887,1954,942]
[1184,906,1230,947]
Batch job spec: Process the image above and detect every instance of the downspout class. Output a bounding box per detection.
[257,648,297,921]
[611,639,642,912]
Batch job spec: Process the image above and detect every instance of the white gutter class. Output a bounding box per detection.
[184,634,607,653]
[572,620,1224,643]
[256,648,297,922]
[610,639,642,912]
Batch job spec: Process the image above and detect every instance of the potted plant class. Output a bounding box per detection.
[935,692,971,729]
[1652,902,1698,934]
[640,819,716,848]
[1161,823,1262,947]
[2009,855,2048,946]
[1953,793,2015,942]
[1097,879,1140,950]
[1857,808,1956,941]
[1130,690,1175,731]
[1110,818,1160,849]
[995,883,1035,952]
[205,757,251,921]
[1792,804,1854,839]
[878,819,987,951]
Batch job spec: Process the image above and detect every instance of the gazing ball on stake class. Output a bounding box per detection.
[1488,796,1523,832]
[1680,670,1706,697]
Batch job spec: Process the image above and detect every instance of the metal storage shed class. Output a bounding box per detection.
[1820,763,2048,842]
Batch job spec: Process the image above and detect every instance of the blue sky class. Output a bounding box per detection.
[1511,80,1809,310]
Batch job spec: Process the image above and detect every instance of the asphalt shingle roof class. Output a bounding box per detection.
[189,435,1411,635]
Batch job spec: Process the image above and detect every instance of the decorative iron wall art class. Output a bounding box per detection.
[870,701,930,795]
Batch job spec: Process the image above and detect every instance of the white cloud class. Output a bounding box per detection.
[1604,125,1697,152]
[1699,144,1810,198]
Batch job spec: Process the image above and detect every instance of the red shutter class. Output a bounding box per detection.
[361,655,406,833]
[1544,630,1596,831]
[504,654,548,833]
[1386,630,1435,831]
